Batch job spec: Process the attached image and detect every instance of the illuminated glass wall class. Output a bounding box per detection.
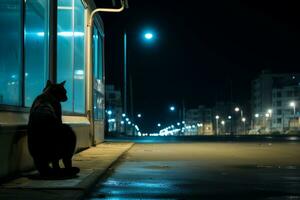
[0,1,22,106]
[0,0,104,117]
[93,26,104,120]
[73,0,85,113]
[24,0,49,107]
[57,0,85,113]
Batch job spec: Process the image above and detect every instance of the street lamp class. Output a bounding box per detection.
[242,117,246,134]
[221,120,225,135]
[144,32,153,40]
[290,101,296,117]
[228,115,232,134]
[169,106,175,111]
[215,115,220,135]
[123,30,155,122]
[234,107,243,118]
[234,106,243,134]
[267,109,272,116]
[137,113,142,118]
[267,109,272,132]
[107,110,112,116]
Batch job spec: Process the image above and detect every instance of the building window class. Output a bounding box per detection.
[277,109,282,115]
[0,0,22,106]
[277,118,282,124]
[287,91,293,97]
[276,101,282,107]
[277,91,282,97]
[57,0,85,113]
[25,0,50,107]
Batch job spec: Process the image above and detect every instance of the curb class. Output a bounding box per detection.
[77,142,135,199]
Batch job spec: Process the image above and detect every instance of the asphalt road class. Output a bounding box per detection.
[87,142,300,199]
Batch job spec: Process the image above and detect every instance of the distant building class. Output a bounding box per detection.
[271,84,300,132]
[251,70,300,133]
[185,105,213,135]
[105,85,123,133]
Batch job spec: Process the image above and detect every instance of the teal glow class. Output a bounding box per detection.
[144,33,153,40]
[170,106,175,111]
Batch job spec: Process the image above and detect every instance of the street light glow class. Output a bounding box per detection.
[255,113,259,118]
[242,117,246,122]
[215,115,220,119]
[290,101,296,107]
[267,109,272,114]
[144,33,153,40]
[170,106,175,111]
[234,107,240,112]
[137,113,142,118]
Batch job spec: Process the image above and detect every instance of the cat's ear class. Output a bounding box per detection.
[46,80,53,87]
[60,80,66,86]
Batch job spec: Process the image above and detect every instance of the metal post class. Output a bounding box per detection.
[86,0,126,144]
[123,32,127,135]
[216,118,219,135]
[49,0,57,83]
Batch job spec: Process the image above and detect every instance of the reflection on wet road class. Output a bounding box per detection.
[87,142,300,199]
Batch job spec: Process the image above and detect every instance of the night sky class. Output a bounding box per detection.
[98,0,300,132]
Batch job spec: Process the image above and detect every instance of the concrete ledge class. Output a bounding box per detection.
[0,142,134,200]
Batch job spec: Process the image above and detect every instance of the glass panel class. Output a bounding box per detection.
[73,0,85,113]
[57,0,85,113]
[93,26,104,120]
[57,0,73,112]
[0,0,22,106]
[25,0,49,107]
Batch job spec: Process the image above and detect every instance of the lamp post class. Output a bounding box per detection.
[290,101,296,118]
[234,106,243,134]
[254,113,259,131]
[123,31,155,123]
[86,0,126,145]
[234,107,243,118]
[242,117,246,134]
[215,115,220,135]
[228,115,232,134]
[221,120,225,135]
[265,112,270,132]
[267,109,272,132]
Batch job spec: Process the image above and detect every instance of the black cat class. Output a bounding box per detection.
[27,80,79,177]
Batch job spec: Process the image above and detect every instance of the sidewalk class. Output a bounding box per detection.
[0,142,134,200]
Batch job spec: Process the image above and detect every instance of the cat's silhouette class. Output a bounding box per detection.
[27,80,79,178]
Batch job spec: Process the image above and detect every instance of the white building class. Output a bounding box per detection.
[251,70,300,133]
[185,105,213,135]
[271,84,300,132]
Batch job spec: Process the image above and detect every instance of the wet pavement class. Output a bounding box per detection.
[86,142,300,199]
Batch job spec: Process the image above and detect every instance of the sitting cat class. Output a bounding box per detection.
[27,80,79,177]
